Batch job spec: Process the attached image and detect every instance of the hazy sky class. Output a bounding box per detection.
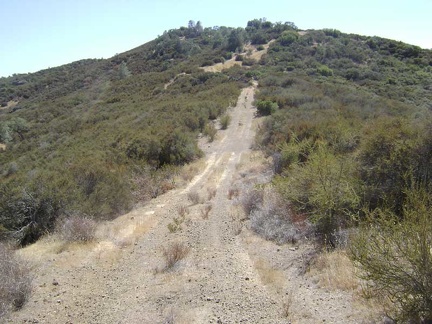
[1,0,431,77]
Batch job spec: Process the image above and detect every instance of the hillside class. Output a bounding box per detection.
[1,19,432,322]
[4,83,381,324]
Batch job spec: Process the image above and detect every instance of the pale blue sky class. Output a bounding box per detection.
[1,0,431,77]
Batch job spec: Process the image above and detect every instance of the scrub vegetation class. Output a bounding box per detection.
[1,18,432,321]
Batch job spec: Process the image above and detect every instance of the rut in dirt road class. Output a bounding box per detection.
[172,84,285,323]
[143,83,285,323]
[8,84,286,324]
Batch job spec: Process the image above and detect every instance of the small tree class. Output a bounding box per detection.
[349,188,432,322]
[227,29,244,52]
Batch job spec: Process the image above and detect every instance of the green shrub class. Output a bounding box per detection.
[220,114,231,130]
[350,188,432,322]
[242,57,256,66]
[276,145,359,245]
[0,172,70,245]
[278,31,298,46]
[71,161,132,217]
[203,123,217,142]
[159,130,202,166]
[358,118,414,213]
[223,52,233,60]
[256,100,278,116]
[317,65,333,76]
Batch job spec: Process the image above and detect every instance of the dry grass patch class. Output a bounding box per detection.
[236,151,267,172]
[254,259,285,292]
[308,250,358,291]
[96,216,157,248]
[0,243,32,319]
[17,235,70,257]
[178,159,206,185]
[162,242,190,271]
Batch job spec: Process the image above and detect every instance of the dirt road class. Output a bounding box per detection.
[8,84,379,324]
[8,84,283,323]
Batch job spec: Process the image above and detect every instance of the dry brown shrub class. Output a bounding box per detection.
[240,187,263,215]
[228,187,240,200]
[201,204,212,219]
[187,191,202,205]
[177,205,189,218]
[56,216,97,242]
[162,242,190,271]
[248,187,300,244]
[0,243,32,319]
[207,187,217,200]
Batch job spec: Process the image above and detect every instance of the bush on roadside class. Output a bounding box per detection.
[220,114,231,130]
[203,123,217,142]
[275,145,359,246]
[55,215,97,242]
[162,242,190,271]
[249,187,299,244]
[240,187,264,216]
[0,243,32,319]
[349,188,432,323]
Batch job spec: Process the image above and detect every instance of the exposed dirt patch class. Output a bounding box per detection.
[245,40,275,61]
[164,73,188,89]
[200,40,273,73]
[0,100,19,111]
[200,58,242,73]
[7,83,383,323]
[0,143,6,151]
